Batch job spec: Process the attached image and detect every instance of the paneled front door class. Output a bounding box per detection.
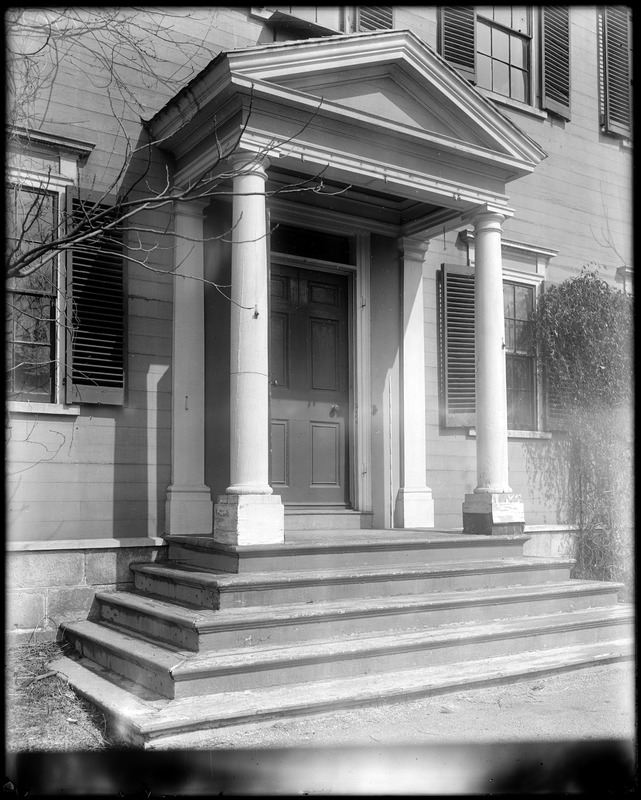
[270,264,350,506]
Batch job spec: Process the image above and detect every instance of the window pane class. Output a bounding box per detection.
[477,53,493,91]
[503,283,515,317]
[9,294,54,344]
[492,60,510,96]
[511,7,529,34]
[492,6,512,27]
[478,21,491,55]
[515,284,534,318]
[8,188,57,287]
[492,27,510,62]
[7,342,54,400]
[515,320,533,353]
[510,36,527,69]
[511,67,527,102]
[477,7,494,22]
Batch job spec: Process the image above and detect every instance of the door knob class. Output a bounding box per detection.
[330,404,340,417]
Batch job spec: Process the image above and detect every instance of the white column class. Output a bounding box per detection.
[213,153,284,545]
[462,209,524,534]
[165,199,213,535]
[395,237,434,528]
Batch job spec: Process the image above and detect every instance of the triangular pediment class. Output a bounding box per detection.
[274,68,491,150]
[227,30,547,167]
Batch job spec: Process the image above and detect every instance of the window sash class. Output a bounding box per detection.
[6,187,59,402]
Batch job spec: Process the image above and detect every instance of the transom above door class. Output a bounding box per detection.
[269,263,350,506]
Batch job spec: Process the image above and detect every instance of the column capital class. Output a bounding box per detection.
[228,151,270,179]
[399,236,430,262]
[461,203,514,229]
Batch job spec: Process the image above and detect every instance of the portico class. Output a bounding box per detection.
[151,29,546,544]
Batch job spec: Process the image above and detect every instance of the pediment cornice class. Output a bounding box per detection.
[149,29,546,221]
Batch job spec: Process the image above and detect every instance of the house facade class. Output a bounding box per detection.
[7,6,633,643]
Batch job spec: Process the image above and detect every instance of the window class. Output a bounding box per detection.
[503,281,536,430]
[598,5,632,137]
[6,131,125,407]
[6,187,59,401]
[441,265,540,431]
[440,6,571,119]
[476,6,531,104]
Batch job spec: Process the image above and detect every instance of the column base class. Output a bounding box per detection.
[462,492,525,536]
[395,487,434,528]
[165,485,213,535]
[214,493,285,546]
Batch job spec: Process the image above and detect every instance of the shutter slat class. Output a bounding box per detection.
[603,6,632,136]
[443,265,476,426]
[440,7,476,81]
[541,6,571,120]
[65,192,125,405]
[358,7,393,31]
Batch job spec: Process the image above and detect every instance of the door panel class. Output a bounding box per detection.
[270,264,350,506]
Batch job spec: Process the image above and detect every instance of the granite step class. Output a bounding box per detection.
[62,604,634,700]
[165,531,530,573]
[130,556,575,609]
[94,579,622,652]
[51,637,634,747]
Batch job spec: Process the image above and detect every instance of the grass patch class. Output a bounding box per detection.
[6,639,115,752]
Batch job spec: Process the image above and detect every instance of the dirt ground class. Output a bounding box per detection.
[151,660,636,750]
[5,659,636,795]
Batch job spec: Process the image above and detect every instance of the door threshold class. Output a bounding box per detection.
[284,507,374,531]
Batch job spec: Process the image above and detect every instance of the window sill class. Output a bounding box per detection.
[6,400,81,417]
[468,428,553,440]
[478,89,548,120]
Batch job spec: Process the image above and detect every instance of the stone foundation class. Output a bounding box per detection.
[6,538,167,645]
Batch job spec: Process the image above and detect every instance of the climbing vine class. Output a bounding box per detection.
[532,267,634,596]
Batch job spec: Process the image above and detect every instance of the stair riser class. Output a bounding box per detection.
[194,590,622,650]
[168,541,527,574]
[133,564,573,609]
[172,619,633,698]
[98,587,618,653]
[96,599,200,651]
[134,572,220,610]
[65,628,176,699]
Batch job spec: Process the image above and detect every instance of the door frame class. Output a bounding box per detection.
[268,212,372,514]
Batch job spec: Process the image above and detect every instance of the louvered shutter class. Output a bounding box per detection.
[439,7,476,82]
[541,6,571,120]
[544,376,570,431]
[602,6,632,136]
[357,6,394,31]
[442,265,476,426]
[65,190,125,404]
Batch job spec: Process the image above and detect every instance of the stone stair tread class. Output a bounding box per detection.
[66,603,633,683]
[95,579,623,633]
[63,618,192,671]
[165,530,530,553]
[51,638,634,746]
[171,604,634,678]
[131,556,575,589]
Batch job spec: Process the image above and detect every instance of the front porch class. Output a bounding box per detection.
[153,29,548,544]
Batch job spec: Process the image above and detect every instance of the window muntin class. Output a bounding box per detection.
[503,281,536,430]
[6,187,59,402]
[476,6,532,104]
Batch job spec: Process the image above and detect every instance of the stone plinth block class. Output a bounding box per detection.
[462,492,525,536]
[214,494,285,546]
[165,485,213,536]
[395,487,435,529]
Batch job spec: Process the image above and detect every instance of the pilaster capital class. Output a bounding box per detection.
[173,197,210,220]
[399,236,429,263]
[228,151,270,180]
